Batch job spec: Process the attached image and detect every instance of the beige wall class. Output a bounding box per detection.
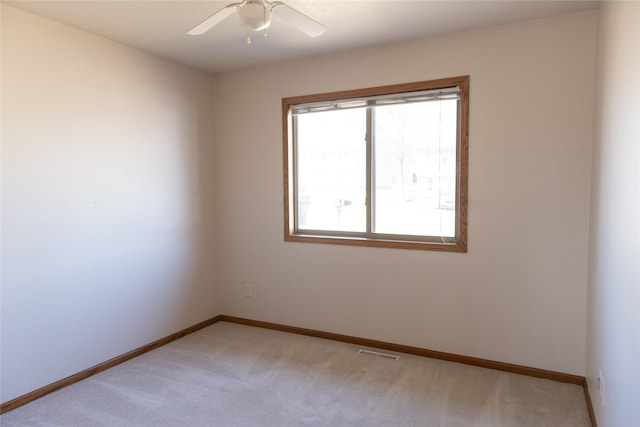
[587,2,640,426]
[213,10,597,376]
[1,2,606,407]
[1,5,218,402]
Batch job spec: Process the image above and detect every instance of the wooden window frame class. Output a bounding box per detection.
[282,76,469,252]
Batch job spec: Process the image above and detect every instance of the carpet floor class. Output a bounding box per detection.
[1,322,591,426]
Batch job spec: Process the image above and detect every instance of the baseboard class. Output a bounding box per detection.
[583,380,598,427]
[220,315,585,384]
[0,315,222,414]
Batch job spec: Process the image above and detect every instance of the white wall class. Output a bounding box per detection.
[214,11,597,376]
[1,5,218,403]
[587,2,640,426]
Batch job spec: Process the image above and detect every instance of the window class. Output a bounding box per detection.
[283,76,468,252]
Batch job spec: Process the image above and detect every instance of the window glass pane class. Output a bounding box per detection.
[296,108,367,232]
[373,100,458,237]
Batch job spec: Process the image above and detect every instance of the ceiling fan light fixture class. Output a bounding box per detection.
[187,0,326,40]
[238,1,271,31]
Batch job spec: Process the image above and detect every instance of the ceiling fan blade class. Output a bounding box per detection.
[272,3,326,38]
[188,4,240,35]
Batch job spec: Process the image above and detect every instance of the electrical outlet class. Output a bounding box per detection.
[244,283,252,297]
[597,369,605,406]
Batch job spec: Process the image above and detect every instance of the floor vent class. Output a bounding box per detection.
[358,349,400,360]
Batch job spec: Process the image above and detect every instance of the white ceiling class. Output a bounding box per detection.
[5,0,598,74]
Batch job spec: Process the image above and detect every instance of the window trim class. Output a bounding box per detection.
[282,76,469,252]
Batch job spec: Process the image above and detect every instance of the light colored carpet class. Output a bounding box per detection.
[1,322,591,426]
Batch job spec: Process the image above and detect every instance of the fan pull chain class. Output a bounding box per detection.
[263,6,268,37]
[247,30,267,44]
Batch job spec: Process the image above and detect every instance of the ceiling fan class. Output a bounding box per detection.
[188,0,326,44]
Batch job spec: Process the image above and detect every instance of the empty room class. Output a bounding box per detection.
[1,0,638,426]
